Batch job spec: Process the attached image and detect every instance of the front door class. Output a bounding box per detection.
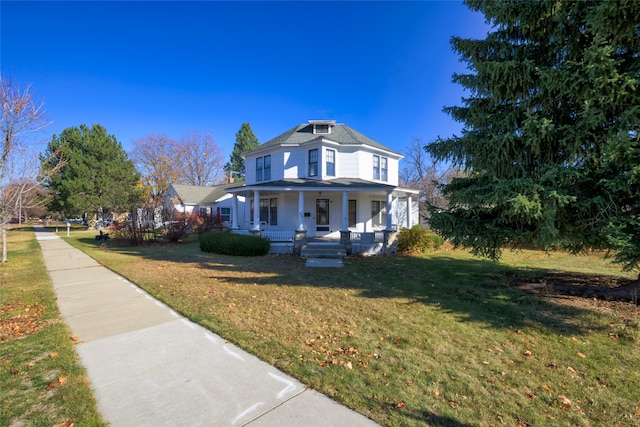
[316,199,330,235]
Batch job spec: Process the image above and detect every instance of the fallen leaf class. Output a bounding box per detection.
[567,366,576,374]
[449,401,458,409]
[58,375,68,384]
[558,395,572,408]
[345,361,353,370]
[523,350,532,357]
[70,335,78,342]
[49,352,58,358]
[525,390,536,399]
[577,352,586,358]
[397,402,405,408]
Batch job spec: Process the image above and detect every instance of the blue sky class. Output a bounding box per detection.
[2,1,489,161]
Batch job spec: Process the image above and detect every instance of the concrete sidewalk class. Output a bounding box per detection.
[35,228,378,427]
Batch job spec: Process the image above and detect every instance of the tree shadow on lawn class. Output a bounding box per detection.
[347,255,613,336]
[78,237,615,337]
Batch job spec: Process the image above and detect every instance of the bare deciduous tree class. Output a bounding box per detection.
[130,134,180,202]
[175,130,225,186]
[1,76,64,261]
[400,138,459,224]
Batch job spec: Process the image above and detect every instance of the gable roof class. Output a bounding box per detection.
[169,183,237,205]
[252,123,402,156]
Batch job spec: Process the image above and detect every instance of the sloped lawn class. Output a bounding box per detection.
[65,230,639,427]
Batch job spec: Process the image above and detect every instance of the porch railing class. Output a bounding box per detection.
[349,231,385,243]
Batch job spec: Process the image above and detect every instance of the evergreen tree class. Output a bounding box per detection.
[41,124,142,218]
[226,122,259,179]
[426,1,640,272]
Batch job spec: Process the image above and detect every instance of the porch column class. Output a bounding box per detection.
[252,190,260,231]
[386,191,393,231]
[406,195,413,228]
[231,194,239,229]
[294,191,307,254]
[341,191,348,231]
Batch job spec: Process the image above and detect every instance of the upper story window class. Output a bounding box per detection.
[309,149,318,177]
[263,155,271,180]
[256,156,263,181]
[373,155,380,180]
[326,149,335,176]
[255,155,271,181]
[373,155,388,181]
[381,156,388,181]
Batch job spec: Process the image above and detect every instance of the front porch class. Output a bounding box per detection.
[232,228,397,256]
[226,179,417,255]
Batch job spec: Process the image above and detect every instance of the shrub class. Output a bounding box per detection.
[110,221,146,245]
[397,225,444,255]
[196,213,226,234]
[164,212,200,243]
[200,231,270,256]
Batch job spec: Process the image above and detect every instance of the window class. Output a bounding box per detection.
[256,157,263,181]
[269,198,277,226]
[315,124,330,134]
[371,200,386,228]
[348,200,356,228]
[309,149,318,177]
[263,155,271,180]
[373,155,388,181]
[316,199,329,225]
[218,207,231,222]
[199,207,210,217]
[259,199,269,224]
[381,156,388,181]
[257,198,277,225]
[373,155,380,180]
[326,149,335,176]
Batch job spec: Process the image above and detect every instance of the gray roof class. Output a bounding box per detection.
[253,123,402,155]
[170,183,237,205]
[225,178,418,197]
[226,178,397,193]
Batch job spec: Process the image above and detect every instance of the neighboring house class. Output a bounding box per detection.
[225,120,419,253]
[166,183,246,227]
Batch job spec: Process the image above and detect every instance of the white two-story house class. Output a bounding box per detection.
[225,120,419,254]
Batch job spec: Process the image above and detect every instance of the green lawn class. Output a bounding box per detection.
[64,229,639,426]
[0,227,106,427]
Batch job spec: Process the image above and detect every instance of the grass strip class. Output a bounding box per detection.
[0,226,106,427]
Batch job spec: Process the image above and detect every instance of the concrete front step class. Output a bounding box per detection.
[300,244,346,259]
[305,258,344,267]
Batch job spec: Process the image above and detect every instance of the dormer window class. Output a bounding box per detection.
[315,124,330,134]
[309,119,336,135]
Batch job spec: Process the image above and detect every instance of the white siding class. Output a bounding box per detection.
[247,140,400,184]
[283,150,303,179]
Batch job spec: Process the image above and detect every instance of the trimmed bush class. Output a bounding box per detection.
[200,231,270,256]
[397,225,444,255]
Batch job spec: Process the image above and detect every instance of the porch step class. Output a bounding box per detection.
[300,243,346,259]
[305,258,344,268]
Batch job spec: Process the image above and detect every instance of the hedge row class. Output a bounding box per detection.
[199,231,270,256]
